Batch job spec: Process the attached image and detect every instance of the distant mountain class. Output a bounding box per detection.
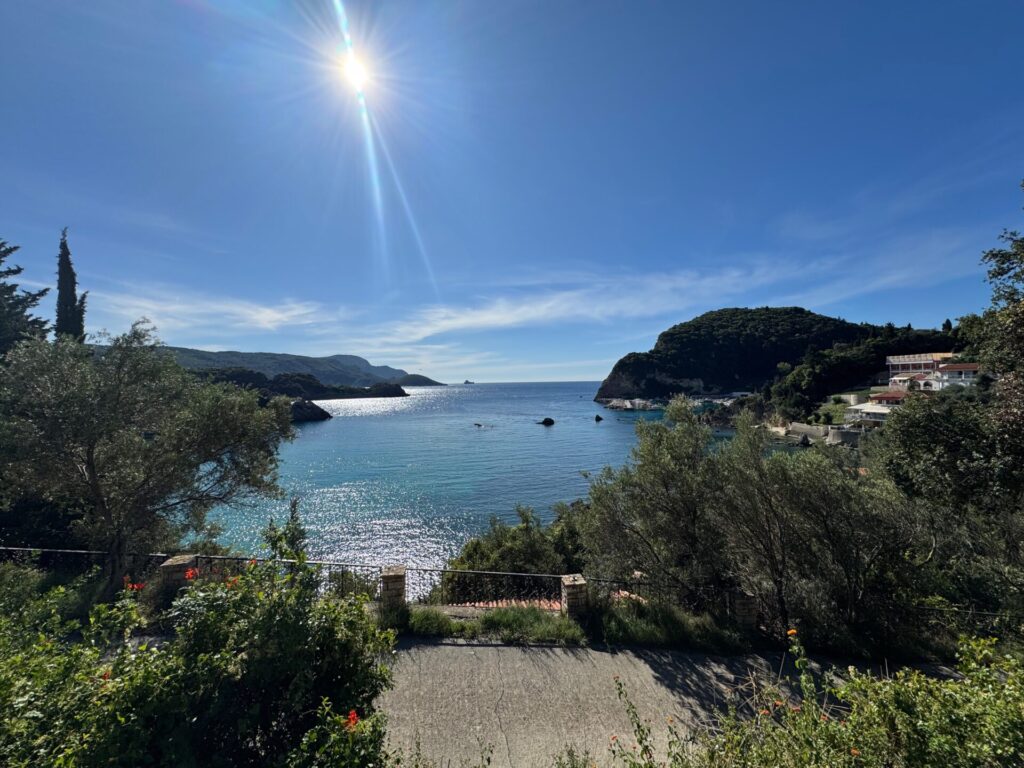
[595,307,874,401]
[166,347,416,387]
[391,373,446,386]
[199,368,408,401]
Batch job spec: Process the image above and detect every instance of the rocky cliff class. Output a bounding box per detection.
[595,307,872,401]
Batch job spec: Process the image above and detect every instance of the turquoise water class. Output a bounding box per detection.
[210,382,659,568]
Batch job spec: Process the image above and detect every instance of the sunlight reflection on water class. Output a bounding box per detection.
[209,383,656,567]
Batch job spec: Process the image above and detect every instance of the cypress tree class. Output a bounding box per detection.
[0,238,49,356]
[55,228,87,340]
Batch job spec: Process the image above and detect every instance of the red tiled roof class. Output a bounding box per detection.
[870,391,909,401]
[938,363,979,372]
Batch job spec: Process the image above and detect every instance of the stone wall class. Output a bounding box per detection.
[788,422,829,438]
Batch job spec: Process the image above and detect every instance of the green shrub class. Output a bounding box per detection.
[479,606,585,645]
[586,636,1024,768]
[408,606,454,636]
[598,599,747,653]
[0,527,395,767]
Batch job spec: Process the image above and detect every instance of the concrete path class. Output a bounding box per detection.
[379,639,790,767]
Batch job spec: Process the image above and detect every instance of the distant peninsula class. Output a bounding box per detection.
[595,306,952,407]
[199,368,409,401]
[391,373,446,386]
[165,346,441,388]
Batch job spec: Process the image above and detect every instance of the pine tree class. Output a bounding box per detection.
[942,318,954,334]
[54,228,87,340]
[0,238,49,356]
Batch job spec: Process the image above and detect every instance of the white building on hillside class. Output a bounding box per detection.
[844,402,895,425]
[886,352,954,378]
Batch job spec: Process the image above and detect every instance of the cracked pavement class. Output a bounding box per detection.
[378,638,787,767]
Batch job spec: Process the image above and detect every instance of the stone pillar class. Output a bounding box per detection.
[560,574,587,621]
[732,591,758,630]
[159,554,197,590]
[380,565,406,611]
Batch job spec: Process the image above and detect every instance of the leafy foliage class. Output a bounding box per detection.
[0,324,293,594]
[0,521,394,768]
[0,238,48,356]
[587,637,1024,768]
[445,505,582,576]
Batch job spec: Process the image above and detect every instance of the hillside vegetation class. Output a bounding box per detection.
[596,306,955,418]
[199,368,408,400]
[166,346,412,387]
[596,307,873,400]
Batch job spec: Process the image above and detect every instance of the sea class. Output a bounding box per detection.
[208,381,661,568]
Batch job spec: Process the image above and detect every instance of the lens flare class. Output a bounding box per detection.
[330,0,437,291]
[343,54,368,92]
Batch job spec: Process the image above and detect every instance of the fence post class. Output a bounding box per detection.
[732,590,758,630]
[561,574,587,621]
[159,554,197,589]
[380,565,407,610]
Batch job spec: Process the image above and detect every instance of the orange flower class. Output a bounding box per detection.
[850,747,861,757]
[773,699,784,708]
[101,669,111,680]
[184,567,198,580]
[786,628,798,637]
[758,709,771,716]
[610,735,618,743]
[346,710,359,730]
[790,705,802,713]
[820,714,829,722]
[226,576,240,589]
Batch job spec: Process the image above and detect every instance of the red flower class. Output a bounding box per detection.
[101,669,111,680]
[184,567,198,580]
[226,576,240,589]
[346,709,359,730]
[248,559,257,568]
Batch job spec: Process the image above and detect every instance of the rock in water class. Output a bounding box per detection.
[538,417,555,426]
[290,399,332,422]
[798,433,812,447]
[595,414,604,422]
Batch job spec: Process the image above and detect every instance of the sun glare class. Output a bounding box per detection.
[343,54,368,92]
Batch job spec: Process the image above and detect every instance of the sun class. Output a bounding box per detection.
[343,54,368,93]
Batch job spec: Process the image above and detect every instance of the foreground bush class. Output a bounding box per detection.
[0,532,394,767]
[406,604,584,645]
[591,636,1024,768]
[598,599,747,654]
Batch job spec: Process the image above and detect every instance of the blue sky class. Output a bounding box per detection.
[2,1,1022,382]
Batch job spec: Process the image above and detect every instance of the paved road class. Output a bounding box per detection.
[379,639,791,767]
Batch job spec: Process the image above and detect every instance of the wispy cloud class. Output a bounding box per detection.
[88,284,337,335]
[376,262,790,344]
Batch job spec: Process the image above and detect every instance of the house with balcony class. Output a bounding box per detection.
[870,390,910,406]
[886,352,954,379]
[844,402,895,425]
[936,362,980,388]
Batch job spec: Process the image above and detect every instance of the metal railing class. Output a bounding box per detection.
[0,546,168,581]
[193,554,382,599]
[405,567,563,609]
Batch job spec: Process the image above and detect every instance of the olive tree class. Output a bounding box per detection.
[0,323,293,595]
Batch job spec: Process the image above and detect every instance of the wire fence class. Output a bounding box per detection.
[405,567,564,610]
[7,546,1023,638]
[0,546,168,582]
[192,555,382,599]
